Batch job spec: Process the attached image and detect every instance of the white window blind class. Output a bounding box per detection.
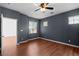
[29,21,37,34]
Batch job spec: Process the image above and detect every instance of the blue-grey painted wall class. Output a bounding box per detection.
[0,8,1,48]
[0,7,40,48]
[40,8,79,46]
[17,14,40,43]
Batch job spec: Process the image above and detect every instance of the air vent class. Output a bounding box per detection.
[50,12,54,14]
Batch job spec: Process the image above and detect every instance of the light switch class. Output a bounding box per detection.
[20,29,23,32]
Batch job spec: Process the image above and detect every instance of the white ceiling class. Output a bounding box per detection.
[0,3,79,19]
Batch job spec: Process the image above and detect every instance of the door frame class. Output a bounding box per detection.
[1,14,18,55]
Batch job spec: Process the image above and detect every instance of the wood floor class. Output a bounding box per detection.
[2,36,17,56]
[0,49,1,56]
[2,38,79,56]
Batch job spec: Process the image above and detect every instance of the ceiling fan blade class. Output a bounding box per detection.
[46,7,54,10]
[34,8,40,12]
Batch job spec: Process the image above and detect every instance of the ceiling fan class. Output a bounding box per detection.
[34,3,54,12]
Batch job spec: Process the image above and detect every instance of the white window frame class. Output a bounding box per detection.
[29,21,37,34]
[43,21,48,27]
[68,15,79,24]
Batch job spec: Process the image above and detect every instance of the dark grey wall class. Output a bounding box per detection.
[18,14,40,43]
[0,7,2,48]
[0,7,40,47]
[40,8,79,46]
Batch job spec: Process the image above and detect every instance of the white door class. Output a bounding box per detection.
[1,15,17,55]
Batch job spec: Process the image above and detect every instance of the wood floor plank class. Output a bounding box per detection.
[2,38,79,56]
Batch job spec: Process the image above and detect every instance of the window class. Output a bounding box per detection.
[68,15,79,24]
[43,21,48,26]
[29,21,37,34]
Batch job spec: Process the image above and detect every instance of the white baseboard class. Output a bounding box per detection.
[39,37,79,48]
[17,37,79,48]
[17,37,40,45]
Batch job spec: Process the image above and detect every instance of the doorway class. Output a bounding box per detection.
[1,14,17,55]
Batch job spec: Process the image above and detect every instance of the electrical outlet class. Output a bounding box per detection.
[68,40,71,42]
[21,37,23,40]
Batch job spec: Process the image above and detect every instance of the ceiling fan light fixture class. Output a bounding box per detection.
[34,3,54,13]
[40,8,46,12]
